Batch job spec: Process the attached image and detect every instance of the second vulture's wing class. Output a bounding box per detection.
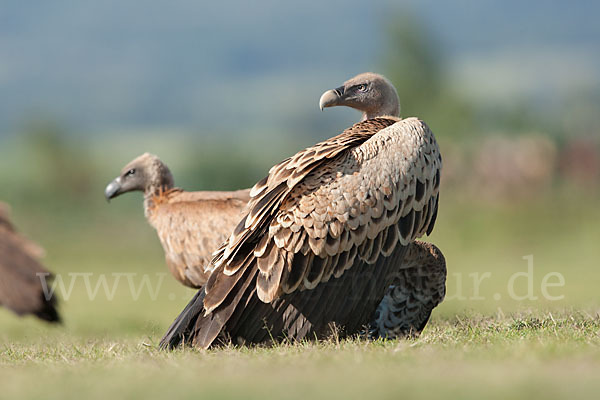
[369,240,446,338]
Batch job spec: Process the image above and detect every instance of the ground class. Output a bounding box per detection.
[1,189,599,399]
[2,314,599,399]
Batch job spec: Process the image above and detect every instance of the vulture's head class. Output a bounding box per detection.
[319,72,400,121]
[104,153,174,201]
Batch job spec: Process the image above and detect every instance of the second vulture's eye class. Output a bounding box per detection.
[126,169,136,176]
[356,84,368,92]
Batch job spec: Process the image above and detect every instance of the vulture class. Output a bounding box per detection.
[320,72,447,339]
[105,153,250,288]
[160,72,444,349]
[0,202,61,322]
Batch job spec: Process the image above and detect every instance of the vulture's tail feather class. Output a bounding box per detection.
[192,263,258,349]
[159,289,206,350]
[35,294,61,323]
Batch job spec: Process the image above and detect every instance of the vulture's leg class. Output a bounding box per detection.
[369,240,446,339]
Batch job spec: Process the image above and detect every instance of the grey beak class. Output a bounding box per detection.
[319,85,345,111]
[104,178,122,201]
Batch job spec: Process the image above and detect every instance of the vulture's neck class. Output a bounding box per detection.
[143,182,175,219]
[362,111,398,121]
[361,99,400,121]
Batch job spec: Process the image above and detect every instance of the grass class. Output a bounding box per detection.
[1,313,599,399]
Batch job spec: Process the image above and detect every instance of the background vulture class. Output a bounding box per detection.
[160,72,443,349]
[105,153,250,288]
[0,202,61,322]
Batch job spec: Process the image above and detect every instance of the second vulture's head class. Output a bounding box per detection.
[104,153,174,201]
[319,72,400,121]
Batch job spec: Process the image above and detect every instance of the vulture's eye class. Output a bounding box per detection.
[356,84,368,92]
[126,169,136,176]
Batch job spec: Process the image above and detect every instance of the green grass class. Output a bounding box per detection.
[1,313,599,399]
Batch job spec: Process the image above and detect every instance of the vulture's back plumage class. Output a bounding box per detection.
[0,203,60,322]
[146,188,250,287]
[161,116,442,349]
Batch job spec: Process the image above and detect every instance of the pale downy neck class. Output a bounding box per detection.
[143,164,175,219]
[362,101,400,121]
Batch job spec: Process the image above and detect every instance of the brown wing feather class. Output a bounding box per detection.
[0,203,60,322]
[208,117,441,306]
[205,118,400,308]
[147,189,250,288]
[225,118,397,254]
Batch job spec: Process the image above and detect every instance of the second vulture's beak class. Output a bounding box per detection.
[104,178,122,201]
[319,86,345,111]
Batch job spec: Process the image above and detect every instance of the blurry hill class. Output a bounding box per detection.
[0,0,599,138]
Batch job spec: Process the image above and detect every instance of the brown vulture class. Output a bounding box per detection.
[0,202,60,322]
[160,72,444,349]
[105,153,250,288]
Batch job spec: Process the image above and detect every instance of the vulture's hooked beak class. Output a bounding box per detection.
[104,178,122,201]
[319,86,345,111]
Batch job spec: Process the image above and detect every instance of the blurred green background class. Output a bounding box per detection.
[0,0,599,338]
